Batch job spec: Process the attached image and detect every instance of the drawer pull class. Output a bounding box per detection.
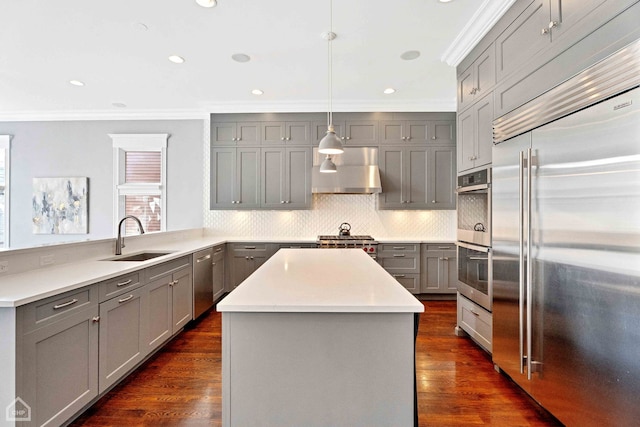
[119,294,134,303]
[215,248,223,253]
[212,262,217,266]
[53,299,78,310]
[393,274,406,278]
[244,246,256,250]
[438,246,452,249]
[393,254,406,258]
[393,246,406,250]
[197,254,212,263]
[117,279,133,287]
[470,310,480,317]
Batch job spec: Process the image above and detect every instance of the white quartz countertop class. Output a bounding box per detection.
[0,235,227,307]
[217,248,425,313]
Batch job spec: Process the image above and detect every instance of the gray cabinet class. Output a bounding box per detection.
[210,147,261,209]
[312,119,377,146]
[211,122,260,145]
[212,245,226,301]
[261,147,311,209]
[421,243,457,294]
[262,121,311,145]
[98,286,146,393]
[379,146,456,210]
[18,287,100,427]
[228,243,273,289]
[457,92,493,172]
[457,45,496,112]
[378,243,421,294]
[145,257,193,353]
[379,120,455,145]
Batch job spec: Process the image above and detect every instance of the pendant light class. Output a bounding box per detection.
[318,0,344,156]
[320,155,337,173]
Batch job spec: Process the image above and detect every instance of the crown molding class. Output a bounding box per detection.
[203,99,457,113]
[441,0,517,67]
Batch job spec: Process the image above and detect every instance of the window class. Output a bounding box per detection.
[111,134,168,235]
[0,135,10,248]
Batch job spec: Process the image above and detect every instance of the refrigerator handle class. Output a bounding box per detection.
[526,147,533,380]
[519,150,526,374]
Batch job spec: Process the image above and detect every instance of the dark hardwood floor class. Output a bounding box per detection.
[71,301,561,426]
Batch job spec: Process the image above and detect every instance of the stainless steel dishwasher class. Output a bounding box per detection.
[193,247,214,319]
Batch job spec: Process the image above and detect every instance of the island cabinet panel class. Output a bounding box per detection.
[18,304,99,427]
[222,312,416,427]
[98,286,147,393]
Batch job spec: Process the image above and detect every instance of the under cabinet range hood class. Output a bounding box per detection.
[312,147,382,194]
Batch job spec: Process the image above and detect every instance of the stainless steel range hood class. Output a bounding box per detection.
[312,147,382,194]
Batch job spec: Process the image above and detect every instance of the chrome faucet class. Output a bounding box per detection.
[115,215,145,255]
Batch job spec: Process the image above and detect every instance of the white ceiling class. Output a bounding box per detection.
[0,0,512,120]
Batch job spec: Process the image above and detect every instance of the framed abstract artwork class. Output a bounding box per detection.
[32,177,89,234]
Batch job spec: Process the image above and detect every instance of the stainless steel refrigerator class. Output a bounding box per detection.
[492,40,640,426]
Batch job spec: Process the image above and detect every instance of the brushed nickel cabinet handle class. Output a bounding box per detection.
[197,254,211,263]
[393,254,405,258]
[53,299,78,310]
[119,294,134,303]
[393,246,406,250]
[117,279,133,287]
[393,274,406,278]
[92,316,100,323]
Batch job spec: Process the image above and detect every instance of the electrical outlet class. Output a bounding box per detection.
[0,260,8,273]
[40,254,55,266]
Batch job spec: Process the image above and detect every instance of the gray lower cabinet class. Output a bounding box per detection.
[421,243,457,294]
[212,245,226,301]
[379,146,456,210]
[98,286,147,393]
[228,243,273,289]
[261,147,311,209]
[18,292,99,427]
[210,147,260,209]
[457,92,493,172]
[378,243,421,294]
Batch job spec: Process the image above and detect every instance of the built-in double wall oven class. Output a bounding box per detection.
[456,169,492,312]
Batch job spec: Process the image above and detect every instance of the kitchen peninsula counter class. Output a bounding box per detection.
[218,248,423,427]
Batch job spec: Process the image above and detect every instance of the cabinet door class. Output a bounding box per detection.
[474,93,494,168]
[171,267,193,334]
[406,120,430,143]
[262,122,285,145]
[344,120,377,145]
[313,120,345,145]
[549,0,609,42]
[442,252,458,292]
[236,148,261,208]
[495,0,550,81]
[286,122,311,145]
[145,275,172,352]
[211,122,237,145]
[236,122,260,145]
[378,147,405,209]
[210,147,236,208]
[379,120,404,144]
[98,287,146,393]
[391,273,421,294]
[285,147,312,208]
[212,247,226,301]
[261,147,285,208]
[457,108,475,172]
[428,146,456,210]
[423,252,442,292]
[21,306,99,427]
[406,148,429,207]
[458,66,475,111]
[431,121,455,145]
[474,45,496,98]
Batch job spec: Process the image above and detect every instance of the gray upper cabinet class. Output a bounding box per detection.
[210,147,261,209]
[261,147,311,209]
[211,122,260,146]
[379,146,456,210]
[313,120,344,145]
[312,119,377,146]
[458,45,496,112]
[457,92,493,172]
[262,122,311,145]
[379,120,430,144]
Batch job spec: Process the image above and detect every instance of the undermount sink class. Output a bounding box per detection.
[102,251,173,262]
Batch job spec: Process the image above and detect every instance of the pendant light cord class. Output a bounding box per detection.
[327,0,333,128]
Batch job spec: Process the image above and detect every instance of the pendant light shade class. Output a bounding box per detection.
[318,0,344,156]
[319,155,337,173]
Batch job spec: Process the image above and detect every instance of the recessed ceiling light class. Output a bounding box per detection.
[168,55,185,64]
[112,102,127,108]
[196,0,217,7]
[231,53,251,63]
[400,50,421,61]
[439,0,454,3]
[69,80,85,87]
[251,89,264,96]
[384,88,396,94]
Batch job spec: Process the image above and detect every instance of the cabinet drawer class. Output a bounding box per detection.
[458,294,492,353]
[379,255,420,273]
[378,244,419,253]
[389,273,421,294]
[99,272,142,302]
[21,285,98,333]
[146,256,191,282]
[425,243,456,251]
[229,243,269,252]
[213,244,226,255]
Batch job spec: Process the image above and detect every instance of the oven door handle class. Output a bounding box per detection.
[456,183,490,193]
[456,241,490,253]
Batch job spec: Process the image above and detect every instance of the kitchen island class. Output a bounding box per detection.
[217,248,424,427]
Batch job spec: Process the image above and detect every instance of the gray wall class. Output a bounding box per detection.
[0,119,203,249]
